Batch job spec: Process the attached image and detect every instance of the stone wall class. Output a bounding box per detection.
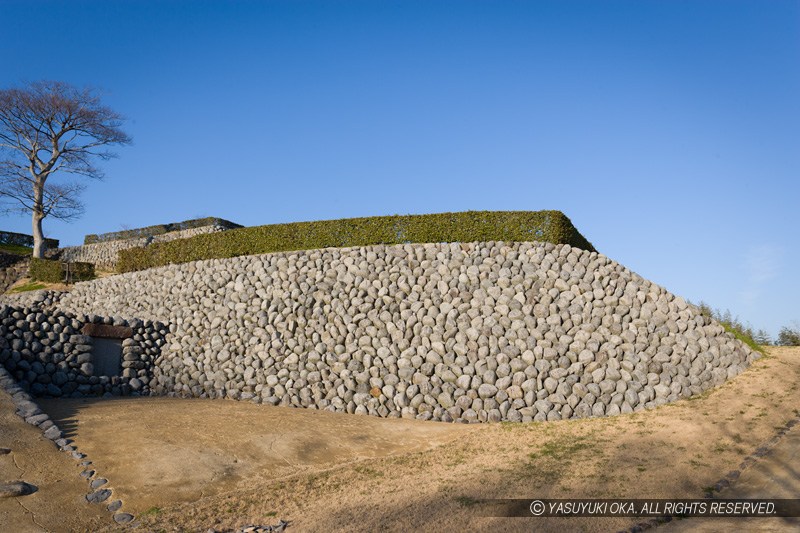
[59,224,231,270]
[0,303,168,397]
[0,230,58,249]
[84,217,241,244]
[3,240,757,423]
[0,253,29,294]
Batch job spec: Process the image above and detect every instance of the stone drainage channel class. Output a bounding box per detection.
[619,411,800,532]
[0,365,134,525]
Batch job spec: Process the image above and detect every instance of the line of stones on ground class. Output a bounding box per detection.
[618,413,800,533]
[0,365,134,524]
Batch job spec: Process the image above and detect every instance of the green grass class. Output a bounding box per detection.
[695,301,767,356]
[713,442,731,453]
[528,435,594,460]
[353,465,384,478]
[454,495,480,508]
[722,322,766,355]
[141,507,162,516]
[0,243,32,255]
[686,387,716,402]
[521,434,598,483]
[9,281,46,293]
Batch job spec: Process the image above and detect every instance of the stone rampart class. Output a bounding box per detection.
[59,224,230,270]
[1,241,758,423]
[0,253,29,294]
[0,304,167,397]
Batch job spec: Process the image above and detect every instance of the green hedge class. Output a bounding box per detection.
[117,210,594,273]
[65,261,95,282]
[84,217,242,244]
[29,258,62,282]
[30,258,95,283]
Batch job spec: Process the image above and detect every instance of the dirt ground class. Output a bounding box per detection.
[37,396,471,516]
[0,389,107,532]
[5,346,800,532]
[660,426,800,532]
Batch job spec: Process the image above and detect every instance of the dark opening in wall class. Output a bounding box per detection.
[90,338,122,377]
[82,323,132,377]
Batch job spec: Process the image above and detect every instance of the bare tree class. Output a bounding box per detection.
[753,329,772,346]
[778,323,800,346]
[0,81,131,257]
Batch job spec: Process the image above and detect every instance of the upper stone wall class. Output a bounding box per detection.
[0,230,58,249]
[83,217,242,244]
[59,224,231,270]
[25,240,758,423]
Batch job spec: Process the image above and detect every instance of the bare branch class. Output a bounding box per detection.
[0,80,131,256]
[40,180,86,220]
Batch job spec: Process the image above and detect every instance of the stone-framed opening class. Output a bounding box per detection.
[90,338,122,377]
[82,323,133,378]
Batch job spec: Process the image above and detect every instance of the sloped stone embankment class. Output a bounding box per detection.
[37,241,758,423]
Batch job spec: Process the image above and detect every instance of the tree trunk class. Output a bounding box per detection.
[32,213,46,258]
[32,179,46,259]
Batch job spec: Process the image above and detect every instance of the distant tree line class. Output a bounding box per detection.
[752,325,800,346]
[776,325,800,346]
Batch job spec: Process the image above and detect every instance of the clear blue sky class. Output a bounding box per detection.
[1,1,798,339]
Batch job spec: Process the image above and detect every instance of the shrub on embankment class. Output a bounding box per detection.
[695,302,766,356]
[29,258,95,283]
[117,210,595,273]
